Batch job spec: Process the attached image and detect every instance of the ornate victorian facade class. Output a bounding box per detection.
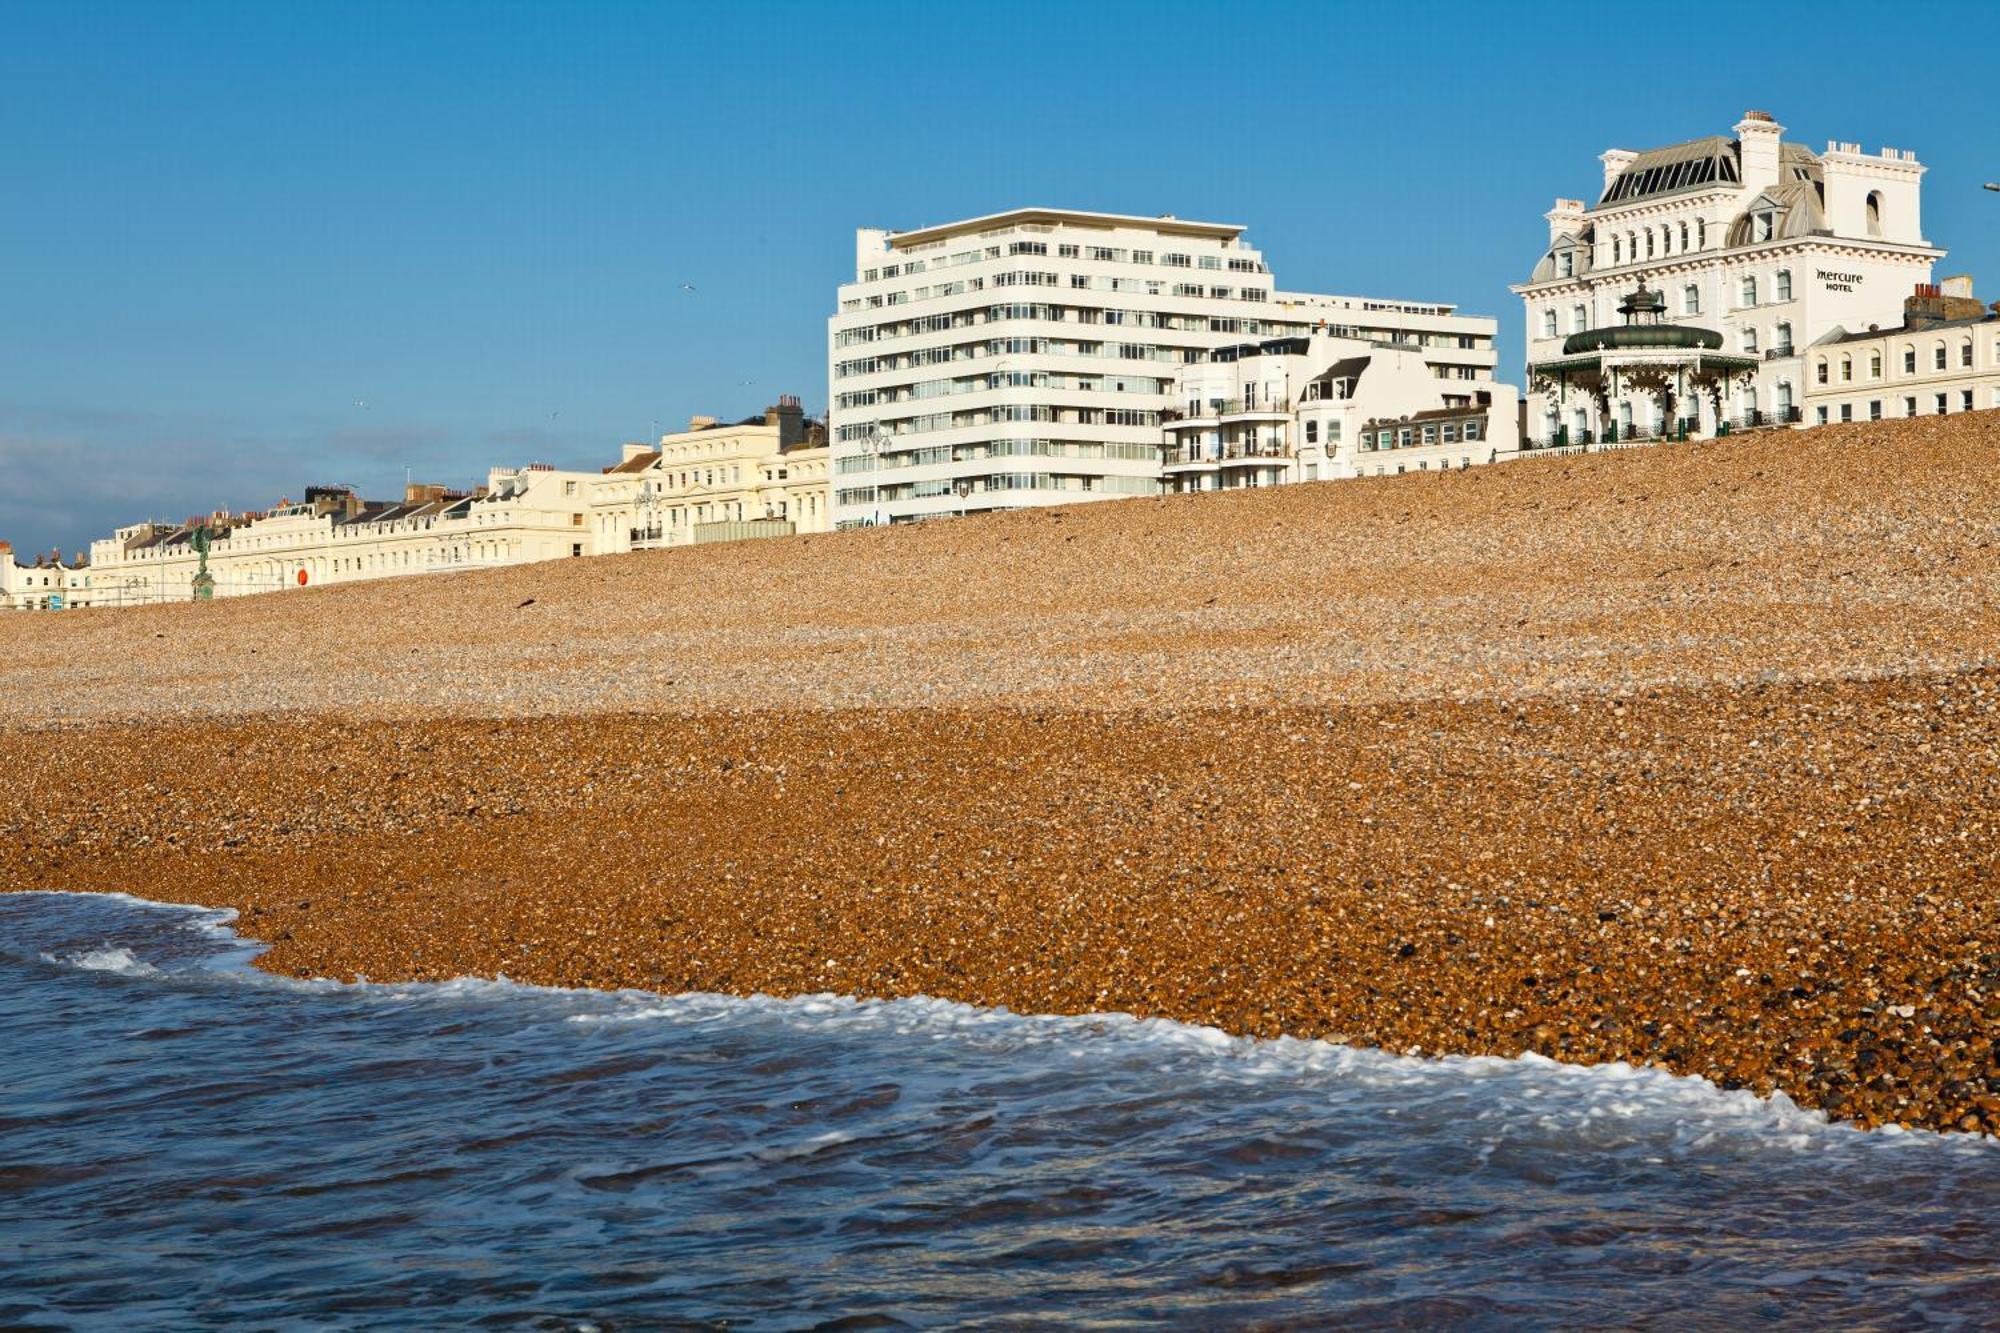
[1513,111,1944,445]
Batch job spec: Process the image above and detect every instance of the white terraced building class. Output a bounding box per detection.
[827,208,1504,526]
[1513,110,1945,445]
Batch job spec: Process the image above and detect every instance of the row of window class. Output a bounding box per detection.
[1815,337,1992,383]
[1362,419,1484,451]
[860,246,1261,284]
[1539,271,1798,337]
[1818,389,1990,423]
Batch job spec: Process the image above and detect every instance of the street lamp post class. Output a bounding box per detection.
[953,478,973,519]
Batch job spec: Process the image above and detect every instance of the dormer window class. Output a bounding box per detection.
[1757,212,1775,242]
[1558,250,1574,277]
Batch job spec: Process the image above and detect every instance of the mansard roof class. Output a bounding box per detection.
[1725,180,1828,246]
[1600,136,1820,207]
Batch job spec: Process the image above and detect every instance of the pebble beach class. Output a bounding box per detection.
[4,415,1997,1134]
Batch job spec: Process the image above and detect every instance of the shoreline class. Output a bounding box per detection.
[6,675,1995,1134]
[4,418,1997,1135]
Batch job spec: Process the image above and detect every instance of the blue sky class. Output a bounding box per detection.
[4,0,1997,557]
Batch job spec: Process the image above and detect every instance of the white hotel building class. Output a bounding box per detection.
[827,208,1507,526]
[1514,111,1944,444]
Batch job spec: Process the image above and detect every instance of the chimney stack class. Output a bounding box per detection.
[1734,110,1785,191]
[768,393,807,449]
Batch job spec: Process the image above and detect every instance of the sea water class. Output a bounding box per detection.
[2,891,1996,1329]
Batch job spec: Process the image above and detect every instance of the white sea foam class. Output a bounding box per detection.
[11,890,1995,1156]
[47,945,160,977]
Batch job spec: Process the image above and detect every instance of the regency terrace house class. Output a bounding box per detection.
[45,399,832,608]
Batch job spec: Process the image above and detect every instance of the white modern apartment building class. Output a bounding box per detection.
[1513,110,1945,443]
[827,207,1504,525]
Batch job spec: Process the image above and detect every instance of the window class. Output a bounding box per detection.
[1839,403,1853,422]
[1934,344,1947,371]
[563,481,577,496]
[1683,284,1700,315]
[1742,327,1759,354]
[1646,229,1656,258]
[1612,236,1623,264]
[1697,218,1707,248]
[1963,390,1975,412]
[1962,340,1974,368]
[1741,275,1758,306]
[1869,352,1881,379]
[570,513,583,526]
[1572,304,1588,333]
[1559,251,1574,277]
[1679,221,1690,250]
[1816,359,1829,385]
[1936,393,1948,415]
[1869,400,1882,420]
[1905,396,1917,417]
[1542,309,1557,337]
[1904,347,1917,373]
[1465,420,1481,441]
[1775,322,1793,354]
[1304,420,1318,444]
[1757,213,1775,242]
[1816,406,1829,425]
[570,543,583,557]
[1866,191,1883,237]
[1776,270,1792,301]
[1841,356,1854,382]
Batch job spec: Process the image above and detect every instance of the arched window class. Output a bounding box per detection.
[1697,218,1707,248]
[1934,342,1948,370]
[1866,191,1883,237]
[1840,356,1853,382]
[1904,345,1917,373]
[1612,236,1623,264]
[1962,338,1974,368]
[1870,351,1882,378]
[1646,229,1656,258]
[1679,221,1690,250]
[1816,358,1829,385]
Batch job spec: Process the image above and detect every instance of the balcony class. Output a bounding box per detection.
[1162,443,1293,468]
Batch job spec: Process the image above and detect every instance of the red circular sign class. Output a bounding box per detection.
[297,569,309,586]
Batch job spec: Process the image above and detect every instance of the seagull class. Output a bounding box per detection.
[353,400,369,409]
[679,282,698,293]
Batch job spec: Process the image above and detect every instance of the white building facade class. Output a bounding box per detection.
[0,544,94,611]
[1161,333,1518,490]
[1802,277,2000,425]
[827,208,1504,525]
[80,464,605,606]
[1513,111,1945,445]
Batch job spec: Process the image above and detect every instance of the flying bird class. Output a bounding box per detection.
[679,283,698,293]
